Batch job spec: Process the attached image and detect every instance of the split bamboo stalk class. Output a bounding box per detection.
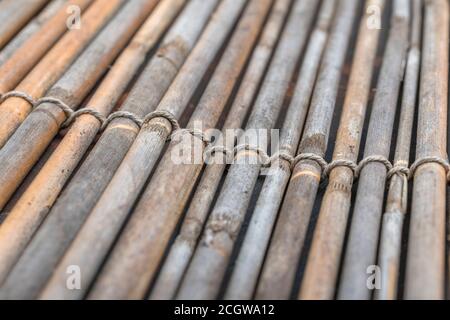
[0,0,185,294]
[176,0,320,300]
[0,0,49,49]
[83,0,254,300]
[0,0,219,300]
[0,0,66,66]
[255,0,359,300]
[224,0,337,300]
[0,0,162,298]
[404,0,449,300]
[0,0,93,99]
[150,0,292,300]
[0,0,124,147]
[338,0,410,300]
[376,0,422,301]
[299,0,386,300]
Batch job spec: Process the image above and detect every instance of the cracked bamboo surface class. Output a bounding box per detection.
[255,0,359,300]
[405,0,449,300]
[338,0,410,300]
[0,0,184,299]
[299,0,386,300]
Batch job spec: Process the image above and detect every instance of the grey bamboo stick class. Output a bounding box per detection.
[376,0,421,301]
[0,0,185,294]
[225,0,337,300]
[176,0,320,300]
[0,0,49,49]
[299,0,386,300]
[0,0,66,66]
[255,0,359,300]
[0,0,164,298]
[405,0,449,300]
[84,0,257,300]
[337,0,410,300]
[150,0,291,300]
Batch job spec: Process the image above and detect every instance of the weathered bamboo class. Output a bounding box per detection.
[225,0,336,300]
[338,0,410,300]
[84,0,254,300]
[299,0,386,300]
[0,0,184,294]
[0,0,219,300]
[0,0,49,49]
[376,0,421,301]
[0,0,123,147]
[255,0,359,300]
[0,0,93,96]
[405,0,449,300]
[0,0,66,66]
[0,0,162,298]
[150,0,291,300]
[176,0,320,300]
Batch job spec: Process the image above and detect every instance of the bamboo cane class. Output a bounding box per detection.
[0,0,66,66]
[337,0,410,300]
[0,0,93,98]
[175,0,320,300]
[0,0,219,300]
[0,0,124,147]
[0,0,49,49]
[299,0,386,300]
[0,0,184,293]
[405,0,449,300]
[0,0,163,298]
[224,0,337,301]
[375,0,422,300]
[150,0,291,301]
[255,0,359,300]
[82,0,253,300]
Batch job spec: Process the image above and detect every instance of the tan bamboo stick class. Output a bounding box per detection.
[0,0,49,49]
[0,0,184,293]
[83,0,253,300]
[405,0,449,300]
[176,0,320,300]
[338,0,410,300]
[0,0,93,95]
[0,0,219,300]
[224,0,337,300]
[0,0,123,147]
[375,0,422,301]
[299,0,386,300]
[0,0,162,298]
[255,0,359,300]
[0,0,66,66]
[150,0,291,300]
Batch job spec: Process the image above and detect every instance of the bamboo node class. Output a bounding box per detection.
[142,110,180,132]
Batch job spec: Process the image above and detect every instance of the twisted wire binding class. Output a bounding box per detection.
[2,90,450,183]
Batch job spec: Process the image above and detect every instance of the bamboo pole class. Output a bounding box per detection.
[0,0,66,66]
[255,0,359,300]
[0,0,93,98]
[0,0,124,147]
[83,0,253,300]
[405,0,449,300]
[338,0,410,300]
[150,0,291,300]
[0,0,185,293]
[0,0,49,49]
[224,0,337,301]
[0,0,163,298]
[299,0,386,300]
[175,0,320,300]
[376,0,422,300]
[0,0,219,300]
